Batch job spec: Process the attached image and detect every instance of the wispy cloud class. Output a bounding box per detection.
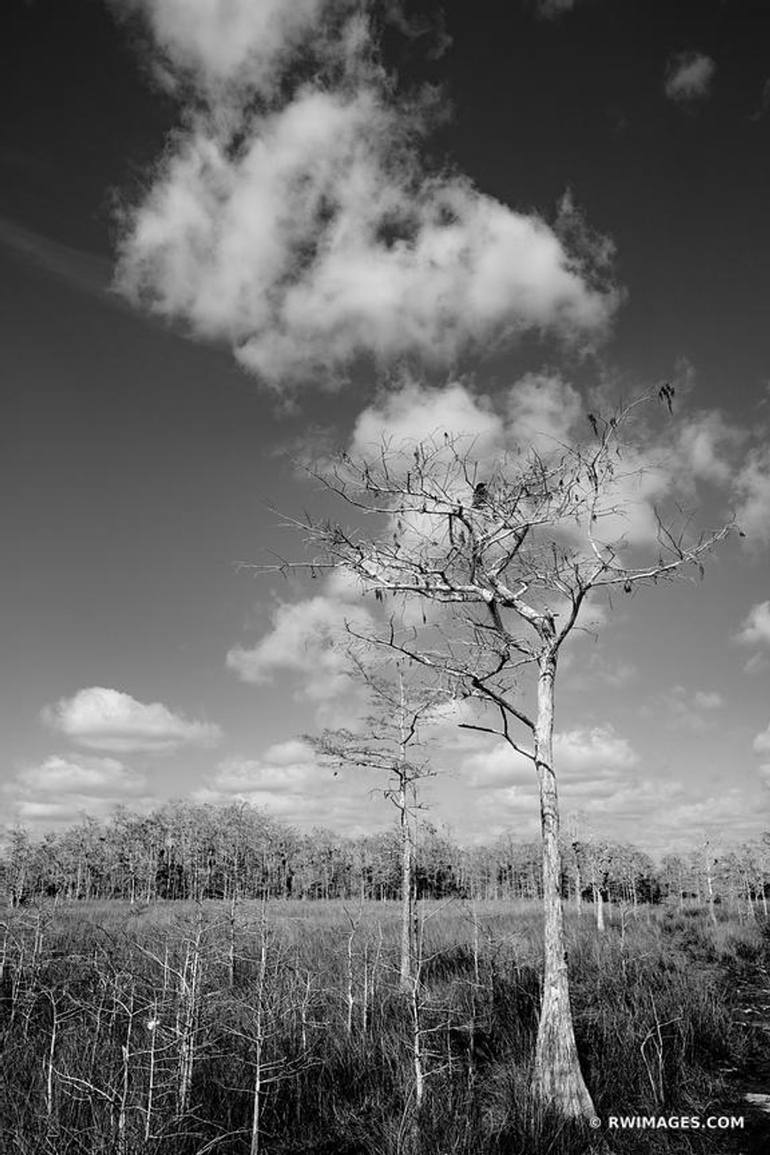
[664,51,716,104]
[0,215,112,298]
[571,651,638,689]
[640,685,725,733]
[381,1,451,58]
[111,0,618,391]
[535,0,577,20]
[751,77,770,121]
[42,687,222,753]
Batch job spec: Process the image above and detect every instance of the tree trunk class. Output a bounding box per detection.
[705,855,718,927]
[397,672,415,993]
[532,656,596,1119]
[399,782,414,992]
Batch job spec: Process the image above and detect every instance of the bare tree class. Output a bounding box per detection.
[233,391,733,1119]
[697,838,721,927]
[307,660,439,991]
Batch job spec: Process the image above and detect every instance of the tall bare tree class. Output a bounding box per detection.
[256,390,732,1120]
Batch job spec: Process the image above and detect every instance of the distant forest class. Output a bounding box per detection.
[2,803,768,913]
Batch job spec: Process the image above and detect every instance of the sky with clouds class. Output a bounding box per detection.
[2,0,769,852]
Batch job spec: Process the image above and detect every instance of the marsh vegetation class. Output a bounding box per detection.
[1,883,768,1154]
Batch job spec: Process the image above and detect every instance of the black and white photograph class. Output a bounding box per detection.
[2,1,770,1151]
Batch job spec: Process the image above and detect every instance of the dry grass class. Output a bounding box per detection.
[0,897,766,1154]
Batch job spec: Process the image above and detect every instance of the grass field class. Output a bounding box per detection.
[1,897,768,1154]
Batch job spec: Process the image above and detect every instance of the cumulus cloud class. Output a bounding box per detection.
[348,373,691,550]
[236,380,761,707]
[425,693,505,738]
[675,411,743,486]
[693,690,723,711]
[735,601,770,672]
[112,0,617,390]
[351,372,584,463]
[505,371,583,452]
[466,725,639,789]
[465,745,765,850]
[557,727,640,773]
[194,739,388,830]
[3,754,147,827]
[665,409,769,548]
[458,728,725,846]
[16,754,144,796]
[226,577,375,699]
[753,723,770,757]
[350,378,501,459]
[42,687,222,753]
[736,601,770,647]
[664,52,716,103]
[734,448,770,544]
[205,743,321,796]
[118,0,343,98]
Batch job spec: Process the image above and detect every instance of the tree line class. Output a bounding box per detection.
[2,801,767,917]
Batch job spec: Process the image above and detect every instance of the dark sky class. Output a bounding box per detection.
[1,0,768,846]
[4,0,769,393]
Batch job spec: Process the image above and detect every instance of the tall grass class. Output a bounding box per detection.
[0,898,766,1153]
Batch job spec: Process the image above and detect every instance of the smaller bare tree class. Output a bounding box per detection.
[307,659,440,991]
